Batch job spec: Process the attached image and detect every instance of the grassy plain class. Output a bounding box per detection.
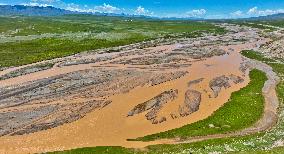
[0,15,225,67]
[230,20,284,31]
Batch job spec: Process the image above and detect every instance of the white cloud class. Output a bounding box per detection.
[186,9,206,17]
[135,6,145,14]
[247,6,284,16]
[229,7,284,18]
[66,3,120,14]
[94,3,120,13]
[247,7,258,15]
[21,2,53,7]
[31,0,60,4]
[21,0,61,7]
[231,10,243,17]
[135,6,153,15]
[66,3,88,12]
[65,3,78,11]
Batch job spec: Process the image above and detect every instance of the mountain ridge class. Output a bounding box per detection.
[1,5,284,20]
[0,5,202,20]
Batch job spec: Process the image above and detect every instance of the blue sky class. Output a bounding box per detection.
[1,0,284,19]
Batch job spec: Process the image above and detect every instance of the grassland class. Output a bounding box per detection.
[0,15,226,67]
[47,134,264,154]
[241,50,277,63]
[239,22,275,30]
[230,20,284,32]
[47,146,135,154]
[0,15,223,36]
[0,35,147,67]
[48,133,284,154]
[258,20,284,28]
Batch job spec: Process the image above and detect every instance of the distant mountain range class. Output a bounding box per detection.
[0,5,154,18]
[1,5,284,20]
[247,13,284,20]
[0,5,202,20]
[0,5,80,16]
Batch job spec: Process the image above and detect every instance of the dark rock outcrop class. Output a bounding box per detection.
[229,74,245,84]
[128,89,178,124]
[179,90,201,117]
[209,75,231,98]
[188,78,204,88]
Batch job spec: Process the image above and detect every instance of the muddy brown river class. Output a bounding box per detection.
[0,24,269,154]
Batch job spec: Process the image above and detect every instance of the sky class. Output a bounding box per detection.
[1,0,284,19]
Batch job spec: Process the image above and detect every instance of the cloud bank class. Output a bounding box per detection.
[186,9,206,17]
[135,6,153,15]
[231,7,284,18]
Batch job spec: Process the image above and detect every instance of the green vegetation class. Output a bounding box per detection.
[235,147,284,154]
[133,69,267,141]
[240,22,276,31]
[241,50,277,63]
[0,35,147,67]
[228,21,275,31]
[0,15,225,36]
[49,132,284,154]
[47,146,136,154]
[231,20,284,32]
[0,15,226,67]
[241,50,284,107]
[0,16,112,36]
[146,134,283,154]
[259,20,284,28]
[48,134,264,154]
